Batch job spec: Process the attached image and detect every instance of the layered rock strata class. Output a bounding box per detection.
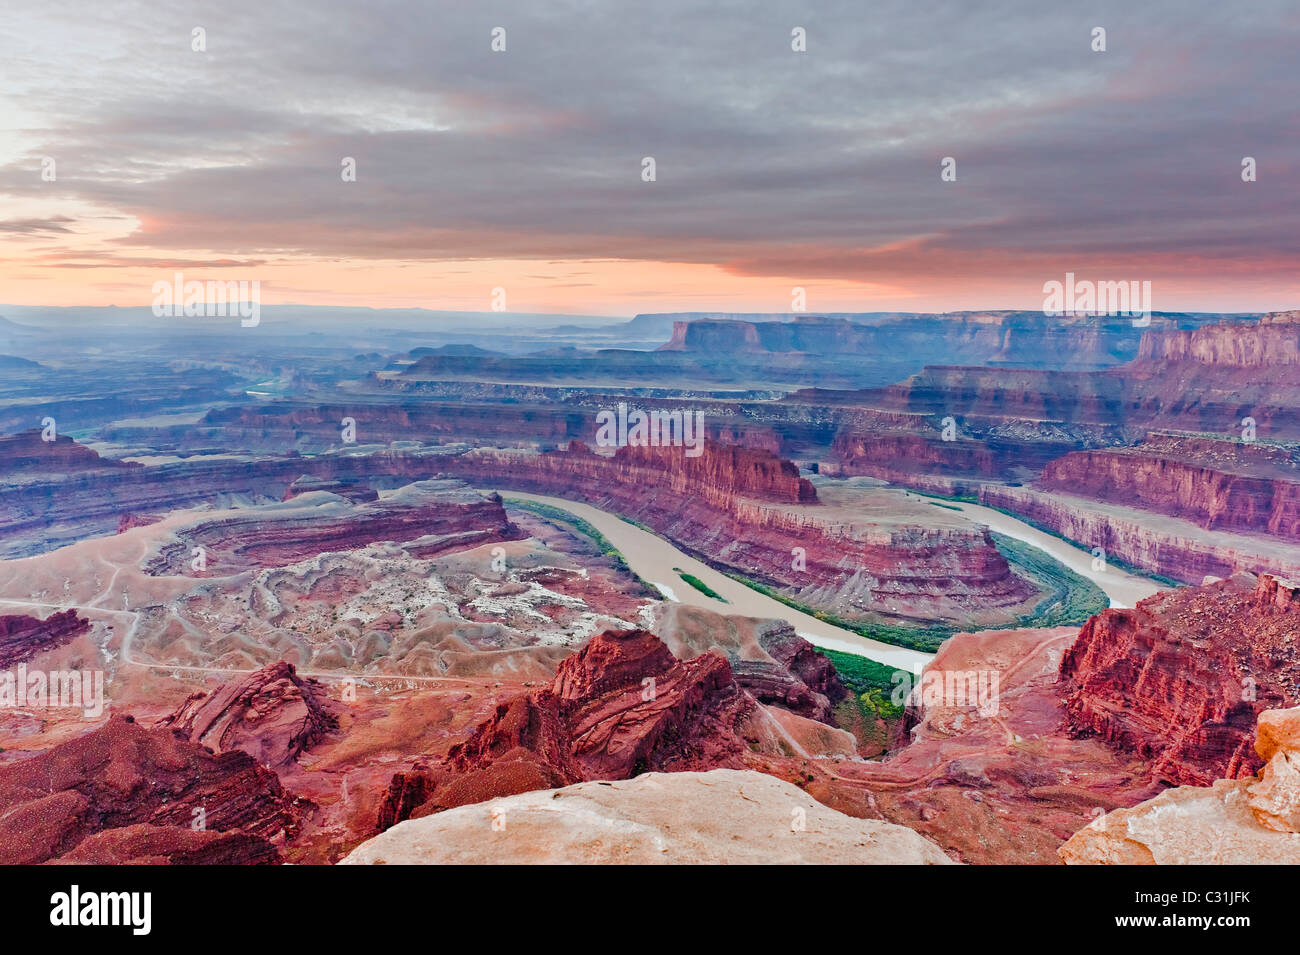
[978,483,1300,584]
[1059,574,1300,786]
[820,313,1300,497]
[1036,435,1300,537]
[375,629,760,826]
[0,609,90,668]
[442,442,1034,620]
[0,715,299,864]
[654,604,848,723]
[143,480,521,574]
[160,661,339,766]
[0,429,140,477]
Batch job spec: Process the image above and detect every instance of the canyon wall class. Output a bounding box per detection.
[1037,435,1300,537]
[0,444,462,557]
[978,484,1300,583]
[1136,310,1300,365]
[826,430,1075,488]
[1059,574,1300,787]
[820,313,1300,493]
[143,480,521,575]
[441,442,1035,620]
[0,429,140,476]
[0,609,91,668]
[658,312,1196,369]
[198,401,588,451]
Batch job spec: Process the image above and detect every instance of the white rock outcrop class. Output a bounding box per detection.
[342,768,955,865]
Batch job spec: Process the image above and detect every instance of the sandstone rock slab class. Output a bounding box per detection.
[345,769,955,865]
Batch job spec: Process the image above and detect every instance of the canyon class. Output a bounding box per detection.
[330,571,1296,865]
[74,314,1297,593]
[0,431,1048,633]
[1,306,1297,869]
[9,0,1300,884]
[440,442,1040,628]
[818,315,1300,584]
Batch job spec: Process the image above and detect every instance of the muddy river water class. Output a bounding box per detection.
[493,490,1163,672]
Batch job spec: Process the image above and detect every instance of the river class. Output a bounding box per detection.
[939,499,1162,610]
[491,490,1163,672]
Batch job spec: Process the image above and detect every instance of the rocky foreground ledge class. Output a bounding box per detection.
[342,769,955,865]
[1061,705,1300,864]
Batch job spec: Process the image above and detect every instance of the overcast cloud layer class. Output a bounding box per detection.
[1,0,1297,312]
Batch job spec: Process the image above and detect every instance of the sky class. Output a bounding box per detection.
[1,0,1298,316]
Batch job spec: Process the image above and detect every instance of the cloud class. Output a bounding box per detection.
[0,216,77,235]
[1,0,1297,297]
[33,249,269,269]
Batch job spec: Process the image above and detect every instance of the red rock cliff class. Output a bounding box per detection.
[0,609,90,668]
[1059,574,1300,786]
[442,441,1034,620]
[0,715,300,864]
[376,629,757,828]
[1136,311,1300,366]
[658,318,766,352]
[0,429,140,477]
[143,479,521,574]
[1038,435,1300,538]
[611,439,816,503]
